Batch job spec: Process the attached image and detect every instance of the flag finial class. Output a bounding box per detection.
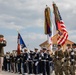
[16,29,19,34]
[46,5,47,7]
[52,1,55,4]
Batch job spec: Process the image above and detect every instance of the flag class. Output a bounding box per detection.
[44,6,52,34]
[47,33,52,50]
[17,33,26,55]
[53,2,68,45]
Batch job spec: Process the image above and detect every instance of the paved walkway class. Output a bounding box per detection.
[0,71,21,75]
[1,71,76,75]
[0,71,55,75]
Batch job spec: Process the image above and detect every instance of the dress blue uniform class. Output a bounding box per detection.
[17,54,21,74]
[41,48,53,75]
[41,48,47,75]
[23,52,28,74]
[28,51,34,74]
[20,53,24,74]
[46,52,53,75]
[38,51,43,74]
[33,51,39,74]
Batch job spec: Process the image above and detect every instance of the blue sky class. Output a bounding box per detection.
[0,0,76,53]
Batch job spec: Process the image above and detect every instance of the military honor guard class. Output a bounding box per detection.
[53,45,64,75]
[74,43,76,70]
[46,50,53,74]
[10,53,14,73]
[41,47,47,75]
[6,52,10,72]
[70,43,76,75]
[38,49,44,75]
[28,50,34,75]
[3,44,76,75]
[16,52,21,74]
[23,48,29,75]
[13,51,17,73]
[41,47,52,75]
[63,44,71,75]
[46,50,53,75]
[33,48,39,74]
[20,50,24,74]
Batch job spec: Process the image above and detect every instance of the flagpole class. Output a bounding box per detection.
[50,11,53,52]
[16,29,19,34]
[52,2,58,45]
[45,5,52,51]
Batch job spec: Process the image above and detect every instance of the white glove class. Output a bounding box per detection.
[35,61,38,66]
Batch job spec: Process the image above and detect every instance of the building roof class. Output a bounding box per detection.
[39,34,74,49]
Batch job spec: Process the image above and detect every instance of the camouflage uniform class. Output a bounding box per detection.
[74,44,76,70]
[0,35,6,71]
[63,48,71,75]
[53,45,64,75]
[0,35,6,57]
[69,44,76,75]
[75,48,76,70]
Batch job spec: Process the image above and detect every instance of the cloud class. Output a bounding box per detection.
[69,35,76,43]
[68,30,76,43]
[4,32,46,52]
[0,0,76,52]
[0,0,44,30]
[0,21,24,30]
[53,0,76,28]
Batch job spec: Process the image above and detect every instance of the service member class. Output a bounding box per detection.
[70,43,76,75]
[23,49,29,74]
[28,50,34,75]
[6,52,10,72]
[16,52,21,74]
[53,45,64,75]
[63,44,71,75]
[33,48,39,74]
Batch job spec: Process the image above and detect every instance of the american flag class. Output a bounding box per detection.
[53,3,68,45]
